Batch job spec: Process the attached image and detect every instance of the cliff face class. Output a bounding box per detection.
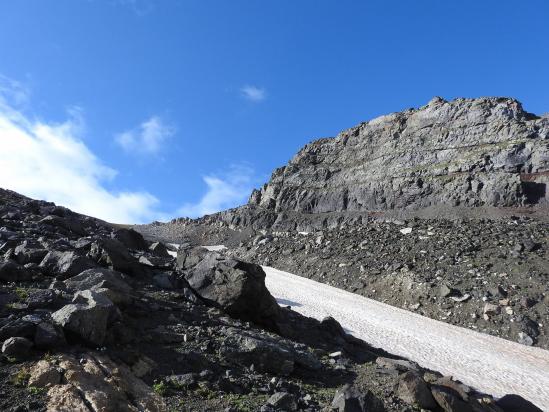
[249,97,549,215]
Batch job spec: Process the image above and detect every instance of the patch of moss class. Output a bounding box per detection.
[153,381,169,397]
[14,287,29,301]
[194,384,217,400]
[11,369,30,387]
[28,386,46,395]
[223,393,267,412]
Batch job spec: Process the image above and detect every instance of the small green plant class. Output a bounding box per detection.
[42,352,54,362]
[28,386,46,395]
[194,384,217,400]
[153,381,169,396]
[11,369,30,387]
[14,287,29,301]
[224,393,266,412]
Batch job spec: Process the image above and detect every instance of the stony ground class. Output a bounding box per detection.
[227,216,549,350]
[1,188,542,412]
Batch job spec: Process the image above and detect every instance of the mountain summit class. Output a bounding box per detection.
[250,97,548,217]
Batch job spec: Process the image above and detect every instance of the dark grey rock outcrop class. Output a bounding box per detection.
[250,97,549,217]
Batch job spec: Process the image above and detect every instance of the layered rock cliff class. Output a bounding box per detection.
[250,97,549,217]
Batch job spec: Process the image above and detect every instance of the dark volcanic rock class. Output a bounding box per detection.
[112,228,148,251]
[88,238,143,275]
[62,267,133,305]
[39,250,96,279]
[397,371,437,409]
[52,289,117,345]
[149,241,170,257]
[177,247,280,329]
[1,336,33,357]
[331,384,385,412]
[496,394,543,412]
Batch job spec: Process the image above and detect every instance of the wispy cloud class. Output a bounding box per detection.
[0,75,30,107]
[178,165,256,218]
[0,76,167,224]
[115,116,175,155]
[240,85,266,102]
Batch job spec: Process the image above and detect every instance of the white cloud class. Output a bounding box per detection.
[0,81,167,224]
[178,165,256,218]
[115,116,174,155]
[241,85,266,102]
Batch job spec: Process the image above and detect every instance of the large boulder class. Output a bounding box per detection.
[39,215,86,235]
[88,239,143,276]
[331,384,385,412]
[1,336,33,357]
[34,321,66,349]
[62,268,133,305]
[178,248,280,328]
[39,251,96,279]
[431,385,472,412]
[496,394,543,412]
[27,359,62,388]
[52,290,117,345]
[149,241,170,257]
[14,240,48,264]
[112,228,148,251]
[397,371,437,409]
[26,288,57,309]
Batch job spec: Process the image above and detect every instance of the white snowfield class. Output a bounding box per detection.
[262,265,549,411]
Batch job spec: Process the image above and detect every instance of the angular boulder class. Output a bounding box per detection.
[331,384,385,412]
[88,239,143,276]
[149,241,170,257]
[397,371,437,409]
[112,228,148,251]
[26,288,57,309]
[39,251,96,279]
[52,290,117,345]
[39,215,86,235]
[1,336,33,357]
[63,268,133,305]
[14,240,48,265]
[178,248,280,328]
[34,321,66,349]
[431,385,472,412]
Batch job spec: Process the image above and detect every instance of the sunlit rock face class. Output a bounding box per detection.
[250,97,549,214]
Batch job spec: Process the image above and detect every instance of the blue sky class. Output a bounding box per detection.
[0,0,548,223]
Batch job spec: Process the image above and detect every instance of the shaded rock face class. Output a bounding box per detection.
[249,98,549,217]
